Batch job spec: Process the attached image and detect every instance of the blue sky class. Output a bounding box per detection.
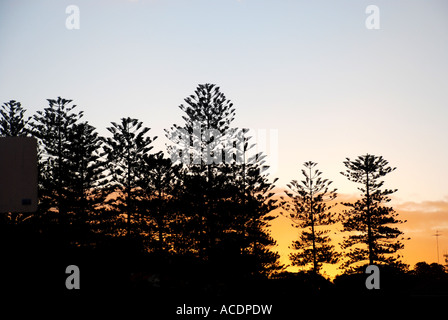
[1,0,447,203]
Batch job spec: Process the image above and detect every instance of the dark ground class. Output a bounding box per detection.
[1,223,447,316]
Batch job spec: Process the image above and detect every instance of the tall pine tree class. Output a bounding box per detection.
[103,117,156,239]
[235,133,283,277]
[31,97,105,247]
[66,121,107,247]
[340,154,407,272]
[31,97,84,224]
[282,161,339,275]
[166,84,282,277]
[165,83,236,257]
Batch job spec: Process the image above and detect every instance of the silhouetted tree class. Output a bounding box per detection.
[229,130,283,277]
[240,157,283,276]
[340,154,407,272]
[412,262,447,277]
[136,152,181,252]
[165,83,237,257]
[409,262,448,295]
[31,97,84,223]
[282,161,339,275]
[0,100,30,137]
[30,98,106,246]
[66,121,107,246]
[103,117,156,238]
[165,84,282,277]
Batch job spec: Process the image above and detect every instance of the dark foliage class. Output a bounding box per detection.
[4,91,445,304]
[102,117,156,238]
[339,154,408,272]
[165,84,283,276]
[281,161,339,275]
[0,100,30,137]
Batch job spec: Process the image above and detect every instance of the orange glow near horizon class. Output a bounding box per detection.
[268,192,448,279]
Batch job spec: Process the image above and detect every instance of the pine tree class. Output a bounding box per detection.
[66,121,107,247]
[340,154,407,272]
[103,117,156,238]
[282,161,339,275]
[221,129,282,277]
[239,148,283,276]
[136,151,180,252]
[165,83,236,257]
[31,97,84,223]
[30,97,106,247]
[0,100,30,137]
[165,84,283,277]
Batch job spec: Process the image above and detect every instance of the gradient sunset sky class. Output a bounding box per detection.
[1,0,447,273]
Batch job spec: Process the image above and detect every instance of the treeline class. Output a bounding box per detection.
[1,85,282,292]
[0,83,421,296]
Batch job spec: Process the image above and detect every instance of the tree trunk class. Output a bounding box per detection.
[309,166,317,275]
[366,165,374,265]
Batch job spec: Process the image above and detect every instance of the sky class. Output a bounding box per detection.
[1,0,447,272]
